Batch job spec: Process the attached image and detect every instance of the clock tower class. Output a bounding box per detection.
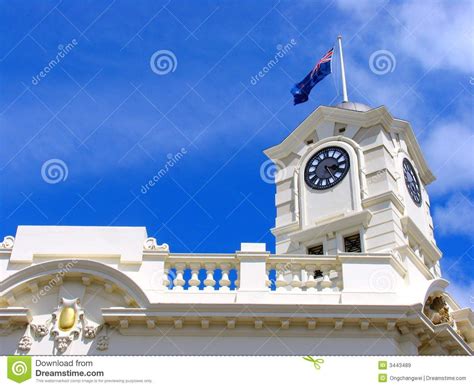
[264,101,441,278]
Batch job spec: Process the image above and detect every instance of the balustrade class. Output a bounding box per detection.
[267,258,342,292]
[162,254,343,293]
[164,258,239,291]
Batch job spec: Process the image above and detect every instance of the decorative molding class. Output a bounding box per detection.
[362,191,405,214]
[0,308,32,328]
[271,221,300,238]
[101,305,414,326]
[400,217,442,262]
[18,335,32,351]
[264,106,434,186]
[84,325,98,339]
[424,295,453,326]
[0,259,150,308]
[0,235,14,249]
[31,323,49,337]
[96,335,109,351]
[412,308,473,355]
[288,210,372,244]
[396,245,435,281]
[12,298,109,353]
[51,298,84,353]
[143,237,169,252]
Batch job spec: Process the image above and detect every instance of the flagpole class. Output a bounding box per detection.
[337,35,349,102]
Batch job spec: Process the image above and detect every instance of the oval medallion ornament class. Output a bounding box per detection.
[59,307,76,331]
[304,146,350,190]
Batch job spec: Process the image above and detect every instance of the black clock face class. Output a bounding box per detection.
[304,146,350,190]
[403,158,422,206]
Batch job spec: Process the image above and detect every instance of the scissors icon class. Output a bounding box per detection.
[303,356,325,370]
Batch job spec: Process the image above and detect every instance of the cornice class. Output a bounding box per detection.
[0,307,31,324]
[99,304,472,354]
[451,309,474,343]
[264,105,386,161]
[362,191,405,214]
[401,217,442,262]
[396,245,435,280]
[263,105,435,186]
[391,120,435,185]
[236,251,270,261]
[101,304,414,319]
[451,308,474,324]
[415,310,473,355]
[288,210,372,243]
[271,221,300,238]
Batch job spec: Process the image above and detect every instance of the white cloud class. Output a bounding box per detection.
[446,279,474,309]
[334,0,387,19]
[333,0,474,222]
[433,193,474,239]
[335,0,474,73]
[397,1,474,73]
[423,122,474,196]
[343,56,422,120]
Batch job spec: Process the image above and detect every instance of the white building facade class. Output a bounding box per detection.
[0,103,473,356]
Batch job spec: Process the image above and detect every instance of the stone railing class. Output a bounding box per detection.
[266,256,343,292]
[162,246,343,293]
[164,254,239,291]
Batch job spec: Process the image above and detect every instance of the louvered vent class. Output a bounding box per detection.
[308,244,323,255]
[344,233,361,253]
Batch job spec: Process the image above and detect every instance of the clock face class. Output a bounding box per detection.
[304,146,350,190]
[403,158,422,206]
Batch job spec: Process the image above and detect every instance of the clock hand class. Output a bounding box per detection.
[325,165,336,180]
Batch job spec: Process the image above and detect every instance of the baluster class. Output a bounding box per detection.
[234,268,240,289]
[188,263,201,291]
[332,265,343,291]
[304,264,317,291]
[265,265,272,289]
[219,263,231,291]
[204,263,216,291]
[329,269,339,291]
[290,264,302,291]
[320,264,333,291]
[163,265,171,289]
[173,263,186,291]
[275,263,288,292]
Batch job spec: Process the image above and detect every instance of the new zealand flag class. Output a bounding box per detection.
[291,48,334,105]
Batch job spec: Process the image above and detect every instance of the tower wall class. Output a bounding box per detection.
[265,105,441,282]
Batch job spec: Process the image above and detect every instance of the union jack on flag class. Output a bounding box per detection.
[291,47,334,105]
[310,48,334,77]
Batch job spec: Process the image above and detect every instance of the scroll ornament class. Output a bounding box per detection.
[143,237,169,252]
[0,235,14,249]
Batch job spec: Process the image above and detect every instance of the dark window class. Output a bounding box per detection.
[308,245,324,279]
[344,234,361,253]
[314,269,323,279]
[308,244,323,255]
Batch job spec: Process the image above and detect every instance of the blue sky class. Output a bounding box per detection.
[0,1,473,305]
